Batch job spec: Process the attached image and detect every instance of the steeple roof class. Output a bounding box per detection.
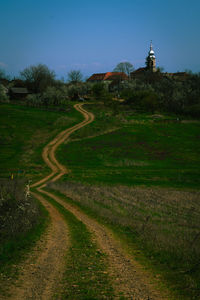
[149,41,155,58]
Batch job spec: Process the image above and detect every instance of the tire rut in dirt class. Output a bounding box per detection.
[40,189,168,300]
[6,193,69,300]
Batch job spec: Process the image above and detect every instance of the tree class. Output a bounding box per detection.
[0,84,9,103]
[156,66,164,73]
[20,64,56,93]
[113,62,134,76]
[92,82,105,99]
[0,68,6,79]
[145,56,150,69]
[67,70,83,84]
[0,68,10,80]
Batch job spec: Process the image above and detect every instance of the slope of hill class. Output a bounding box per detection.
[0,101,200,299]
[52,102,200,299]
[0,103,82,180]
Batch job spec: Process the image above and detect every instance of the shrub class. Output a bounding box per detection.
[26,87,70,109]
[26,94,42,107]
[42,86,68,106]
[0,179,42,244]
[183,104,200,118]
[91,83,107,100]
[124,90,159,113]
[0,85,9,103]
[67,84,80,101]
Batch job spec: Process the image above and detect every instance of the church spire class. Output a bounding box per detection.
[146,41,156,72]
[150,40,153,51]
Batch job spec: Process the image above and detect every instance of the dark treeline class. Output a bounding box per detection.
[0,64,200,117]
[119,71,200,117]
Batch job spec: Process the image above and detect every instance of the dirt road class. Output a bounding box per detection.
[4,193,69,300]
[31,103,94,187]
[7,103,169,299]
[40,188,168,300]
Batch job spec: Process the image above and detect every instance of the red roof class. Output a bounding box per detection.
[104,72,128,80]
[131,67,146,75]
[87,72,128,82]
[87,73,107,81]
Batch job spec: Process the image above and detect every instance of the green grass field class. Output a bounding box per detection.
[0,102,200,299]
[58,104,200,189]
[0,103,82,180]
[54,103,200,299]
[0,103,82,296]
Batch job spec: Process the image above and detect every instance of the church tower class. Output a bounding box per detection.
[146,41,156,72]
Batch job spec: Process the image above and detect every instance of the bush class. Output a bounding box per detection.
[183,104,200,118]
[26,87,70,109]
[0,179,42,244]
[124,90,159,113]
[91,83,107,100]
[42,86,68,106]
[26,94,42,107]
[67,84,80,101]
[0,85,9,103]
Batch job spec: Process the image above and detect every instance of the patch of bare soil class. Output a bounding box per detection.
[40,188,169,300]
[3,192,69,300]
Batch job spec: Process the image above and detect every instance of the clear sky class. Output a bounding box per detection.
[0,0,200,79]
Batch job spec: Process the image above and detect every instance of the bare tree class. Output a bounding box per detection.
[20,64,56,93]
[0,68,10,80]
[67,70,83,84]
[113,62,134,76]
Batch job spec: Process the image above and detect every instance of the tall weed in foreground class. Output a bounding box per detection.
[0,179,48,296]
[0,179,42,244]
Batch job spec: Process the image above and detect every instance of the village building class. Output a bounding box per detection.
[87,72,128,83]
[163,72,189,81]
[131,42,188,81]
[9,87,30,100]
[131,42,156,79]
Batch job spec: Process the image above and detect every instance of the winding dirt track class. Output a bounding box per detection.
[7,103,169,299]
[7,193,69,300]
[6,104,94,300]
[31,103,94,187]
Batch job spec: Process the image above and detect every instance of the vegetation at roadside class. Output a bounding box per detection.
[0,103,82,295]
[48,182,200,300]
[0,179,49,296]
[0,103,82,180]
[41,190,114,299]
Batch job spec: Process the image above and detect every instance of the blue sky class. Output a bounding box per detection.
[0,0,200,79]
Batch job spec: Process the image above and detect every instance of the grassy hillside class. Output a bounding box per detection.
[1,102,200,298]
[54,102,200,299]
[0,103,82,295]
[58,103,200,189]
[0,103,82,180]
